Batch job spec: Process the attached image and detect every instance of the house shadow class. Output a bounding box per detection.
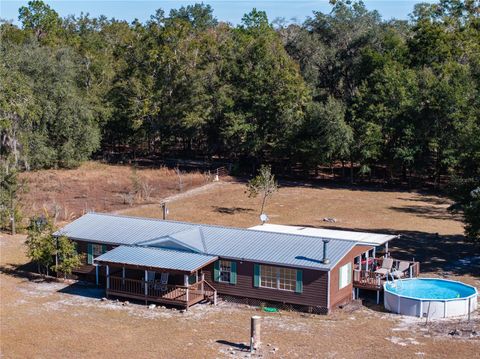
[57,281,104,299]
[0,262,104,299]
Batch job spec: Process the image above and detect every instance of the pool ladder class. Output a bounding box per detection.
[387,273,403,289]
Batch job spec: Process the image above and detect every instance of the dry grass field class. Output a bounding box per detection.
[1,175,479,358]
[18,161,210,223]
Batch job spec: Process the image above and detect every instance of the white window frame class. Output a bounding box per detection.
[259,265,296,292]
[339,262,352,289]
[218,260,232,283]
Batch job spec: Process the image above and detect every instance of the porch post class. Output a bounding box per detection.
[365,251,369,272]
[201,272,205,295]
[95,265,99,286]
[122,266,125,285]
[372,247,376,259]
[144,270,148,304]
[385,241,389,255]
[106,265,110,290]
[184,274,190,309]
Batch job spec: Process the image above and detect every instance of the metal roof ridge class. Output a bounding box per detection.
[82,212,359,245]
[127,244,216,257]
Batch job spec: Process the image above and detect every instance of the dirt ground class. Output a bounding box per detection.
[1,177,480,358]
[18,161,210,223]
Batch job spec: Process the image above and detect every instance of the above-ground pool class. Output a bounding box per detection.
[384,278,478,319]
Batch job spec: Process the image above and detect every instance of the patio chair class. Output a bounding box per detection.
[159,272,169,292]
[392,261,410,279]
[374,258,393,277]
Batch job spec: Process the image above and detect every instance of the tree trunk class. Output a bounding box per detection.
[350,159,354,184]
[260,193,267,215]
[10,213,15,236]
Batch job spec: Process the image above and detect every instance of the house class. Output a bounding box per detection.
[55,213,419,313]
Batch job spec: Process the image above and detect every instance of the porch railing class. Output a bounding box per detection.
[108,276,217,307]
[353,258,420,290]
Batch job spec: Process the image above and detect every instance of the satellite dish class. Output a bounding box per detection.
[260,213,269,224]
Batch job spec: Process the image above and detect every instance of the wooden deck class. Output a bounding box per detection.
[353,258,420,291]
[106,276,217,309]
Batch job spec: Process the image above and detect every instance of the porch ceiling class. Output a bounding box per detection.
[94,245,218,273]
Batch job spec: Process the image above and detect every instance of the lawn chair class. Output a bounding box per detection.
[374,258,393,277]
[159,272,169,292]
[392,261,410,279]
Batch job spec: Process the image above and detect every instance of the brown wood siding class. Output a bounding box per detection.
[329,245,373,308]
[203,261,328,308]
[72,240,116,282]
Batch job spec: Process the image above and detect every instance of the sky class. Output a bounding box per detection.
[1,1,437,26]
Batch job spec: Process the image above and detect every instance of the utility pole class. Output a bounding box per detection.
[161,202,168,220]
[250,316,261,352]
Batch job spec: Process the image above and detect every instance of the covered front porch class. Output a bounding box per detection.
[94,245,218,309]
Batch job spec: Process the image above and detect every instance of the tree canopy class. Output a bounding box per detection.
[0,0,478,185]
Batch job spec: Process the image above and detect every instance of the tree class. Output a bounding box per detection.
[18,0,62,42]
[0,169,25,234]
[25,216,56,275]
[54,235,84,279]
[246,165,278,215]
[463,188,480,242]
[25,216,83,276]
[296,97,352,175]
[168,3,218,29]
[1,40,101,169]
[448,177,480,242]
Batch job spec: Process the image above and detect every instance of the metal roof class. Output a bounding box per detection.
[55,213,193,245]
[94,245,217,273]
[57,213,360,271]
[249,224,397,246]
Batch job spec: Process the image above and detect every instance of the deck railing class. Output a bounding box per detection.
[353,258,420,290]
[108,276,217,308]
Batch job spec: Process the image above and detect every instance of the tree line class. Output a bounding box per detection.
[1,1,479,239]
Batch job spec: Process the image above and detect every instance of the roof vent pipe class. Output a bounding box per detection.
[322,239,330,264]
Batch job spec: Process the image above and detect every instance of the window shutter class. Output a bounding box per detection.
[230,261,237,285]
[347,262,352,285]
[214,260,220,282]
[102,245,107,254]
[87,243,93,264]
[295,269,303,293]
[253,264,260,288]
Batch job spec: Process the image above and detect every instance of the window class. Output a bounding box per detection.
[219,260,232,283]
[87,243,106,264]
[214,260,237,284]
[339,262,352,289]
[92,244,104,258]
[259,265,297,292]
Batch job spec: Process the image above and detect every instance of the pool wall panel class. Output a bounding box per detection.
[383,278,478,319]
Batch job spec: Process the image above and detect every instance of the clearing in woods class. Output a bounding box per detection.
[1,173,479,358]
[17,161,210,222]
